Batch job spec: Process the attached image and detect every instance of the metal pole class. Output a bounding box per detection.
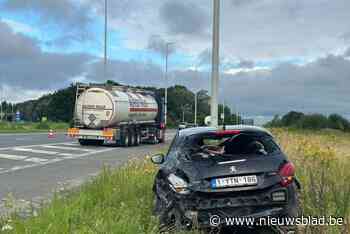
[164,45,168,126]
[164,42,174,126]
[222,99,225,124]
[0,86,2,122]
[210,0,220,127]
[182,106,185,122]
[194,91,197,125]
[104,0,108,79]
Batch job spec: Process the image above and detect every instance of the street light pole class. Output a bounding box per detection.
[194,91,197,125]
[104,0,108,79]
[211,0,220,127]
[164,42,173,127]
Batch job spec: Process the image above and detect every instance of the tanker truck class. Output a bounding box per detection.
[67,83,165,146]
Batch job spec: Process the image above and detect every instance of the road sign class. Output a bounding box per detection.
[15,111,21,122]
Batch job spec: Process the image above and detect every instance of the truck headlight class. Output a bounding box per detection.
[168,174,190,195]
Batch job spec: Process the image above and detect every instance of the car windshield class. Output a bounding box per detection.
[183,132,280,157]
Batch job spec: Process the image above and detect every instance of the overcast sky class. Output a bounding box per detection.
[0,0,349,117]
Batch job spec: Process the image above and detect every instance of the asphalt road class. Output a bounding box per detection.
[0,130,176,215]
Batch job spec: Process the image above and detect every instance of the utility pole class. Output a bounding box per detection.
[194,67,198,126]
[194,91,198,125]
[164,42,174,127]
[0,86,3,122]
[104,0,108,79]
[222,99,225,124]
[210,0,220,127]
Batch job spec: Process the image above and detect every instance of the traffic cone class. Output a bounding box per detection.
[48,129,56,138]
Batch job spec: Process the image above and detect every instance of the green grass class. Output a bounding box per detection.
[0,160,160,234]
[1,129,349,233]
[0,122,69,133]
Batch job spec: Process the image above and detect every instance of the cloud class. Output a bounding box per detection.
[344,47,350,57]
[1,0,95,44]
[197,48,211,67]
[81,52,350,117]
[237,59,255,69]
[0,20,93,90]
[147,35,176,56]
[159,0,209,36]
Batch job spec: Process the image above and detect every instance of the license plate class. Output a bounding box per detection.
[211,175,258,188]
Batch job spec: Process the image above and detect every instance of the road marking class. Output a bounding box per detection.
[0,153,28,160]
[0,153,48,163]
[41,145,95,152]
[0,141,75,151]
[24,157,48,163]
[0,147,115,175]
[13,147,59,155]
[61,142,79,146]
[59,153,74,156]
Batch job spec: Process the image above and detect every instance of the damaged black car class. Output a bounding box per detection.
[151,126,301,233]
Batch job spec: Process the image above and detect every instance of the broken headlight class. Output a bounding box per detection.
[168,174,190,195]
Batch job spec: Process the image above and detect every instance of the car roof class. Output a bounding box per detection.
[178,125,273,137]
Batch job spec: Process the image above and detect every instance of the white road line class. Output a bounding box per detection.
[13,147,59,155]
[0,141,75,151]
[24,157,48,163]
[0,153,48,163]
[41,145,95,152]
[0,153,28,160]
[60,142,79,146]
[0,147,115,175]
[59,153,74,156]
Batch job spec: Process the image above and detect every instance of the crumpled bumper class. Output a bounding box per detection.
[174,186,294,227]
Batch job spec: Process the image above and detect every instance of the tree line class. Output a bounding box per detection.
[266,111,350,132]
[10,81,242,127]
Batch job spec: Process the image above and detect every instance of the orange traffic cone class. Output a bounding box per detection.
[48,129,56,138]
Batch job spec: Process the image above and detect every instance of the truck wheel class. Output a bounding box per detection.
[79,139,89,146]
[129,130,135,146]
[134,131,141,146]
[121,131,129,147]
[151,135,158,144]
[94,140,104,146]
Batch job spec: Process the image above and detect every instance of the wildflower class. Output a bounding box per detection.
[1,224,13,231]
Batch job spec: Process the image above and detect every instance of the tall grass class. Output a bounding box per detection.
[0,159,159,234]
[272,128,350,233]
[1,129,349,233]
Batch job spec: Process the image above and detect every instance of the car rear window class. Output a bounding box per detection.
[184,133,280,156]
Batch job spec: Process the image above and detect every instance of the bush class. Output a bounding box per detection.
[266,111,350,132]
[35,122,50,130]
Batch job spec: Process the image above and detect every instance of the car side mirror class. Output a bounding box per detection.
[151,153,165,164]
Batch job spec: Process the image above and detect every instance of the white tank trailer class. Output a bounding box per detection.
[68,83,165,147]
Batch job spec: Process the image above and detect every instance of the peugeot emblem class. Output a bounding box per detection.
[230,166,237,173]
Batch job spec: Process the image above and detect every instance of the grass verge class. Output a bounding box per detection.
[0,122,69,133]
[1,129,350,233]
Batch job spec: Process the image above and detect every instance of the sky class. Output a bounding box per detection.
[0,0,349,118]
